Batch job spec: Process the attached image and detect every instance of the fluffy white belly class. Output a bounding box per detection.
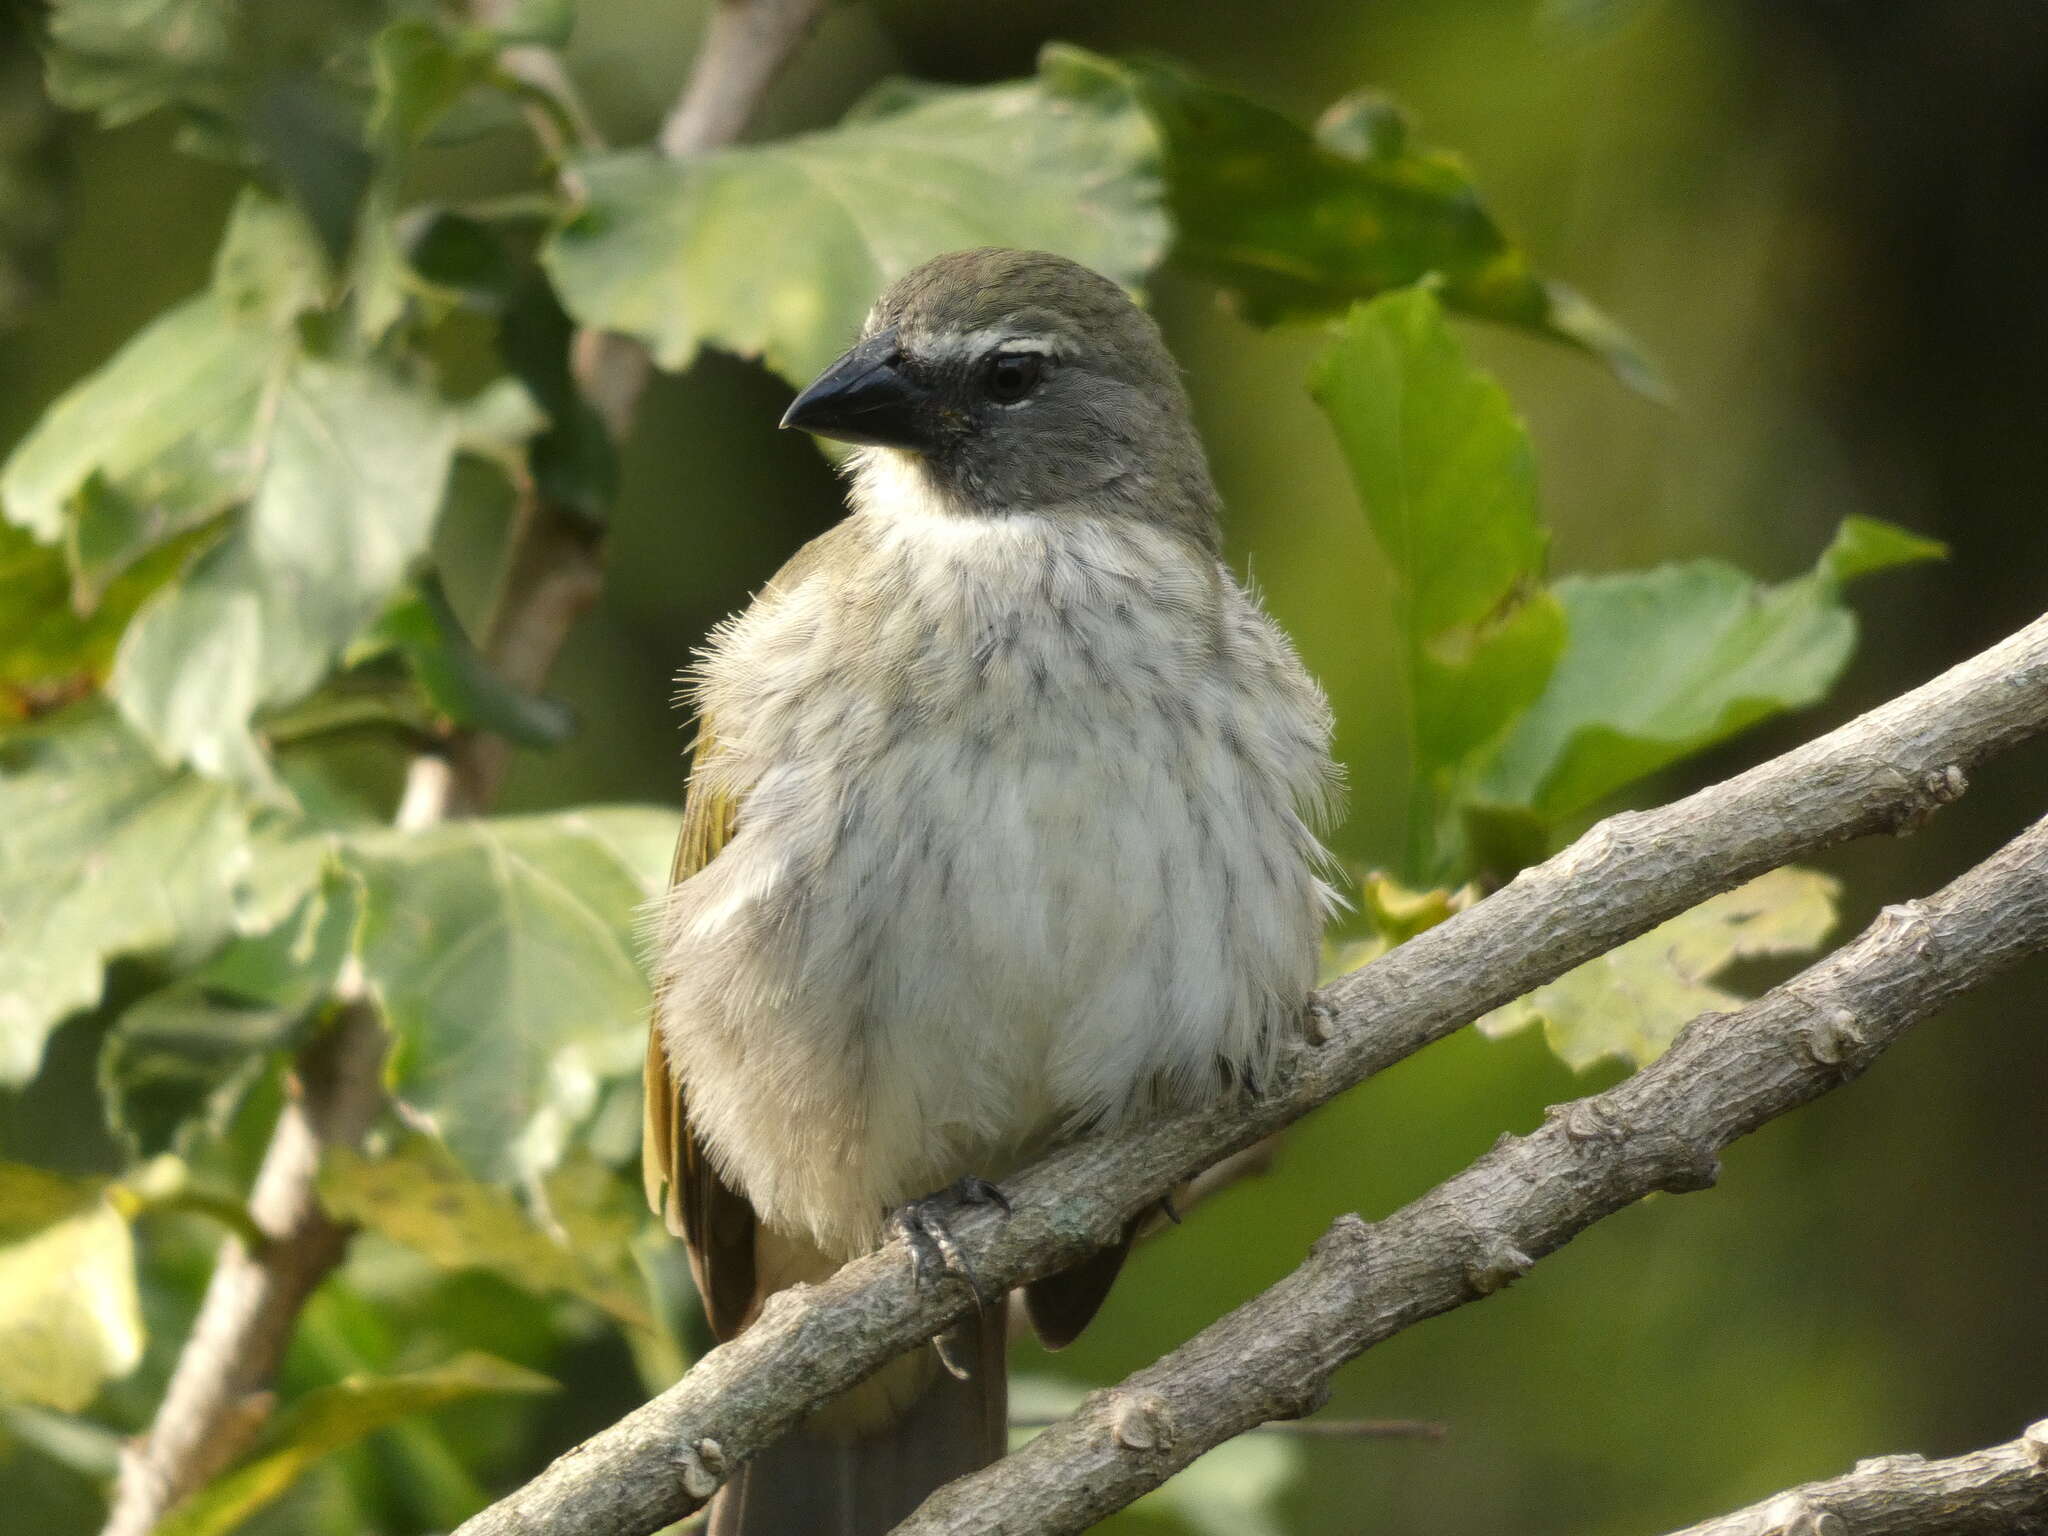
[656,508,1336,1258]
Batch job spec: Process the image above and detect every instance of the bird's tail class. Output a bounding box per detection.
[706,1302,1007,1536]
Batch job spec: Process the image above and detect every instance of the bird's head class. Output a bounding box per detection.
[781,248,1216,533]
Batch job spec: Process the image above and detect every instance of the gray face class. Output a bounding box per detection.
[781,249,1218,533]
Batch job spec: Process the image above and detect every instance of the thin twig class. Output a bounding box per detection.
[98,6,829,1530]
[1656,1420,2048,1536]
[102,997,387,1535]
[660,0,830,158]
[1007,1416,1448,1442]
[449,613,2048,1536]
[896,812,2048,1533]
[446,0,829,811]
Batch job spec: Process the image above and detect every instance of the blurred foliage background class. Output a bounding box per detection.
[2,2,2045,1533]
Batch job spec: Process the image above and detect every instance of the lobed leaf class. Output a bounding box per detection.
[346,808,676,1181]
[108,352,463,787]
[0,708,253,1086]
[1477,867,1840,1069]
[1472,518,1947,824]
[1116,59,1663,394]
[543,44,1169,387]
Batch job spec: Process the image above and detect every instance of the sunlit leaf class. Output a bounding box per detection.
[544,43,1168,386]
[100,873,356,1158]
[1472,518,1947,824]
[1311,285,1564,876]
[1114,58,1662,394]
[0,708,252,1086]
[346,807,676,1181]
[109,352,463,788]
[1321,873,1479,978]
[0,1195,142,1412]
[1477,867,1839,1069]
[0,192,325,598]
[156,1352,555,1536]
[1,191,477,786]
[321,1136,650,1326]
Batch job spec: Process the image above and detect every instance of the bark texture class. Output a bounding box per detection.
[450,615,2048,1536]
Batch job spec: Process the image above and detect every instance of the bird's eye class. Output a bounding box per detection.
[982,351,1045,404]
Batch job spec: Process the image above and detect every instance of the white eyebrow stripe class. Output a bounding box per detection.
[923,328,1059,361]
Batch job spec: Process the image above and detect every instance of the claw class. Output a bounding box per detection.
[884,1175,1013,1310]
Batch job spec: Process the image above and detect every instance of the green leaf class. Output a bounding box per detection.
[346,807,677,1181]
[0,518,186,723]
[363,578,574,748]
[1112,59,1662,395]
[367,20,499,151]
[1310,286,1564,875]
[1816,513,1948,585]
[1472,518,1947,823]
[156,1352,555,1536]
[43,0,398,168]
[43,0,238,137]
[0,708,253,1086]
[320,1136,650,1326]
[109,352,464,788]
[0,1192,142,1412]
[1,191,326,593]
[2,190,472,785]
[1477,867,1839,1069]
[543,43,1168,386]
[0,1162,101,1242]
[100,873,356,1159]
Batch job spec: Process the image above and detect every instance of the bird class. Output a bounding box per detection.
[644,247,1342,1536]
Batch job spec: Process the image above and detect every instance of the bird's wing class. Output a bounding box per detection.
[643,721,759,1341]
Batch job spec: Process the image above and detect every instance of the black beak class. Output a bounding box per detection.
[779,331,935,451]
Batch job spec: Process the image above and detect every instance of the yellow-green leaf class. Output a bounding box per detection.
[0,1195,142,1412]
[321,1136,650,1326]
[156,1353,555,1536]
[1476,867,1840,1069]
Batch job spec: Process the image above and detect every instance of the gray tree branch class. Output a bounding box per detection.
[451,613,2048,1536]
[894,810,2048,1534]
[1656,1421,2048,1536]
[99,6,828,1531]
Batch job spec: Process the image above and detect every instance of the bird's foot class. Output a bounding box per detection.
[886,1175,1011,1309]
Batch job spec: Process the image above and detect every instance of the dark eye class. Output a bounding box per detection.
[982,351,1045,404]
